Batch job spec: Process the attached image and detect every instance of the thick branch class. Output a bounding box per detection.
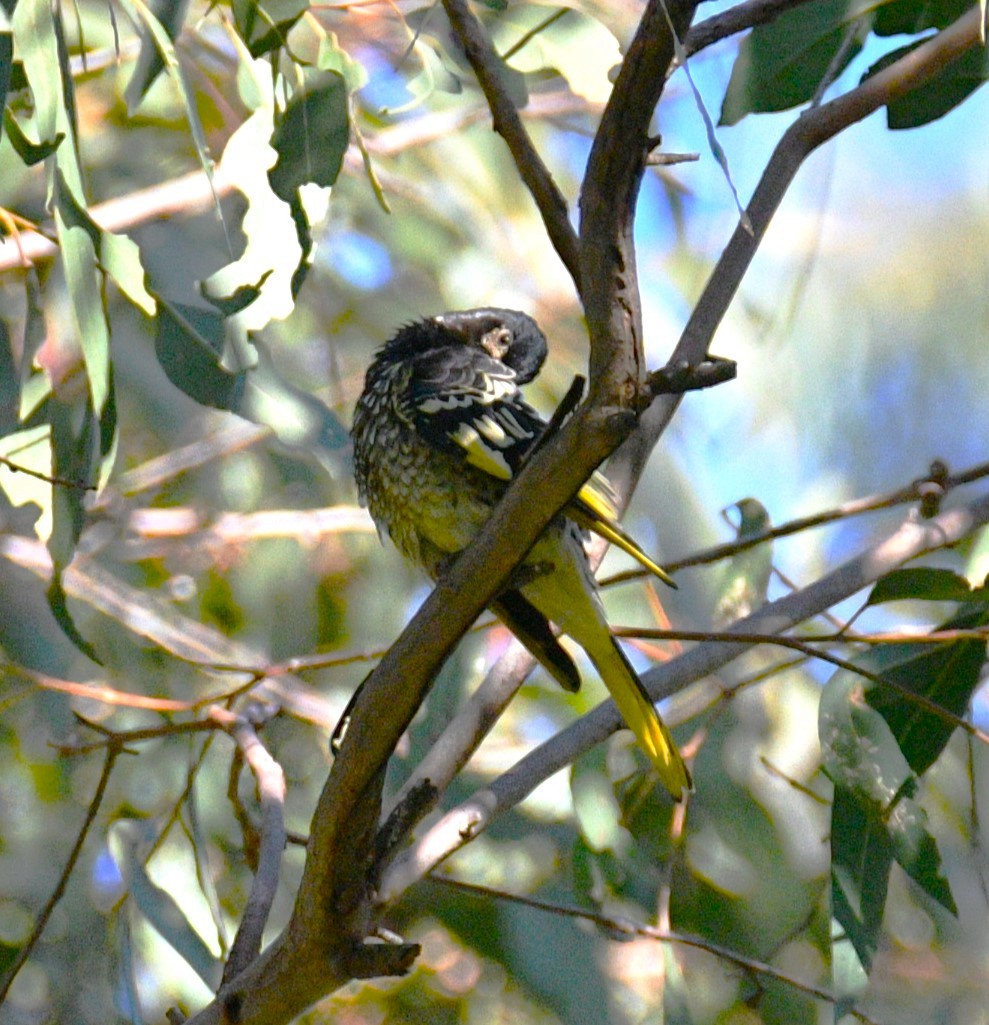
[579,0,699,395]
[441,0,581,287]
[379,490,989,903]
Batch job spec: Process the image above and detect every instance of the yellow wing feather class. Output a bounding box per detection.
[571,473,677,588]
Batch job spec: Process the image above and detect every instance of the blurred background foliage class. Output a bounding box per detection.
[1,0,988,1023]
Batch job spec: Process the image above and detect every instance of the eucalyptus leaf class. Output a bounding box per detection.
[268,72,348,295]
[720,0,874,125]
[154,299,247,409]
[830,786,892,971]
[2,108,64,164]
[863,602,988,776]
[45,394,103,663]
[268,72,350,201]
[115,830,223,989]
[865,41,989,129]
[866,566,977,605]
[52,206,111,415]
[231,0,309,58]
[873,0,972,35]
[116,0,222,232]
[53,167,156,316]
[0,7,11,130]
[123,0,190,109]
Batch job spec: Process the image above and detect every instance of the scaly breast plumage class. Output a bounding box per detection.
[358,415,504,575]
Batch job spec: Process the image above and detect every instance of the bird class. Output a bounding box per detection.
[713,497,773,628]
[351,308,691,799]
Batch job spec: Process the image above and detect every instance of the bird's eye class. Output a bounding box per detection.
[481,327,512,360]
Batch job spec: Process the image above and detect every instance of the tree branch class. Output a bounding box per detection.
[579,0,700,395]
[684,0,819,58]
[212,707,287,985]
[440,0,582,288]
[179,7,986,1022]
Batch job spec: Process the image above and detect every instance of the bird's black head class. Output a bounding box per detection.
[380,308,549,384]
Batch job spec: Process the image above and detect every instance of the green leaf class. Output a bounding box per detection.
[0,937,19,977]
[885,788,957,914]
[201,273,273,317]
[873,0,972,35]
[823,674,958,969]
[52,167,156,316]
[45,394,104,663]
[268,72,348,295]
[863,602,988,776]
[865,41,989,129]
[114,827,223,989]
[47,575,101,663]
[201,99,304,329]
[820,673,913,807]
[11,0,65,149]
[154,299,247,409]
[52,206,111,415]
[2,109,64,164]
[571,750,626,854]
[0,7,11,137]
[269,72,349,200]
[866,567,978,605]
[237,341,350,454]
[116,0,223,233]
[830,786,893,971]
[317,30,368,91]
[123,0,190,109]
[19,268,50,422]
[153,297,349,455]
[231,0,309,59]
[0,424,51,534]
[496,7,619,104]
[720,0,873,125]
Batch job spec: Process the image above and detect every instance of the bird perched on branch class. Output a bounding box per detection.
[351,308,690,799]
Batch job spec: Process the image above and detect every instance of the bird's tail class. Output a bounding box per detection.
[587,634,691,800]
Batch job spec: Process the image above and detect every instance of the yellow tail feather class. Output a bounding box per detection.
[594,637,691,799]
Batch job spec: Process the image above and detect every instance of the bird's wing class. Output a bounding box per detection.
[405,346,546,481]
[405,345,675,588]
[571,475,677,588]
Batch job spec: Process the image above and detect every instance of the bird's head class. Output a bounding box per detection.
[381,308,549,384]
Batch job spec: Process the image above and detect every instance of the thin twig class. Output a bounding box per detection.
[428,876,883,1025]
[59,717,222,755]
[441,0,581,287]
[0,746,119,1004]
[499,7,569,61]
[605,456,989,584]
[211,707,287,984]
[0,454,96,491]
[613,625,989,748]
[683,0,820,58]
